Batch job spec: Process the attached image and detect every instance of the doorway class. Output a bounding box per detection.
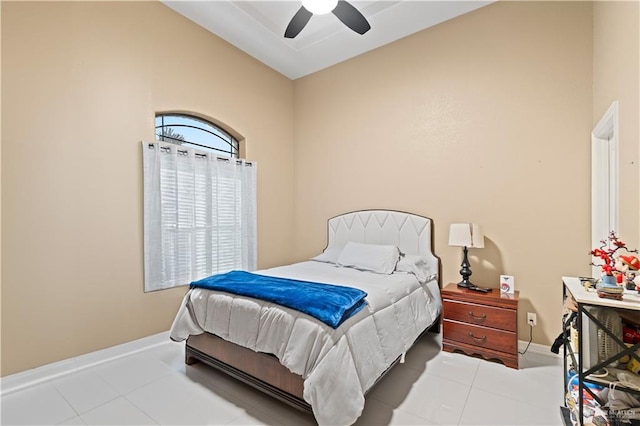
[591,101,619,277]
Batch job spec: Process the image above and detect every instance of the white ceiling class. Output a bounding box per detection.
[162,1,494,80]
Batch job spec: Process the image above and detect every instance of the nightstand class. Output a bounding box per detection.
[441,283,519,369]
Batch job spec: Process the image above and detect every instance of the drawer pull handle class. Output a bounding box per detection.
[468,332,487,343]
[468,311,487,322]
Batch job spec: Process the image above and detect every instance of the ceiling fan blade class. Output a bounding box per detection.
[285,6,313,39]
[332,1,370,35]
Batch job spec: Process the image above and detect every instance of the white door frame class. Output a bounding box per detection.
[591,101,619,277]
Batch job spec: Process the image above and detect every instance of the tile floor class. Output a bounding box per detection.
[1,333,564,425]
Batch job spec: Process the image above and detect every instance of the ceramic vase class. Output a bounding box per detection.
[599,274,617,286]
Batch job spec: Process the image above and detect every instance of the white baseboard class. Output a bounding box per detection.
[0,331,173,396]
[0,333,556,396]
[518,339,560,358]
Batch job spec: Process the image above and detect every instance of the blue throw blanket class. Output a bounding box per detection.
[190,270,368,328]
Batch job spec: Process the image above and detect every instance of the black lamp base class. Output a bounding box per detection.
[457,246,475,288]
[457,279,475,289]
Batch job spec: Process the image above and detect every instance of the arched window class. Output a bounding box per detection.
[144,113,256,292]
[155,113,239,158]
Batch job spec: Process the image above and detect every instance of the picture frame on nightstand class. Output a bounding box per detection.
[500,275,515,295]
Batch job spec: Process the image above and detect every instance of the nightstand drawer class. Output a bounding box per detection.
[443,319,517,354]
[443,300,517,332]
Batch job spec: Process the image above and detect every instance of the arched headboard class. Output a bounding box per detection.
[326,210,440,283]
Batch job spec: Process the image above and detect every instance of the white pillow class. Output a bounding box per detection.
[336,242,401,275]
[310,245,344,264]
[395,255,437,283]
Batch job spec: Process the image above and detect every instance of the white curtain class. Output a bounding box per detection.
[143,141,257,292]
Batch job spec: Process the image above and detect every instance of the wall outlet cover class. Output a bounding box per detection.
[500,275,515,294]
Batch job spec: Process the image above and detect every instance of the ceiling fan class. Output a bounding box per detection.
[285,0,371,39]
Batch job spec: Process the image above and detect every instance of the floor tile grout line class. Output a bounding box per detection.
[94,359,175,397]
[52,361,172,424]
[395,404,440,425]
[361,395,439,424]
[465,380,555,412]
[3,338,563,426]
[455,383,476,426]
[1,339,176,397]
[455,359,485,425]
[55,388,128,424]
[50,369,123,417]
[79,395,159,426]
[121,393,162,425]
[51,384,82,425]
[468,357,482,386]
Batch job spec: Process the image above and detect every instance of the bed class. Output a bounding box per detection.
[169,210,442,425]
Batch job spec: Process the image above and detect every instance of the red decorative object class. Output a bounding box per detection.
[590,231,638,276]
[623,324,640,344]
[619,255,640,271]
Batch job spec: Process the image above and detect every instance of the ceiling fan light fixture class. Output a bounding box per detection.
[301,0,338,15]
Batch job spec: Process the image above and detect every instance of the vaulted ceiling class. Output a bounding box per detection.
[162,1,494,79]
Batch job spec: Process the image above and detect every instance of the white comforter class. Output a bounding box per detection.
[169,261,442,425]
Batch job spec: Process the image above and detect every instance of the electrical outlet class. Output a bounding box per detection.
[527,312,537,326]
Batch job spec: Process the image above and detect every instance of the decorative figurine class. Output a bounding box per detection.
[616,255,640,290]
[590,231,638,299]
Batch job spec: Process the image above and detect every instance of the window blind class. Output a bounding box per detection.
[143,141,257,292]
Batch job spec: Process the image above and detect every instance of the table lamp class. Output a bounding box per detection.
[449,223,485,288]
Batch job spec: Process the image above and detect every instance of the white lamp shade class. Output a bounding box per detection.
[302,0,338,14]
[448,223,485,248]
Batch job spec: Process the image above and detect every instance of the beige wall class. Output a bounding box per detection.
[1,1,295,376]
[2,0,638,376]
[593,1,640,251]
[293,1,594,346]
[0,0,3,375]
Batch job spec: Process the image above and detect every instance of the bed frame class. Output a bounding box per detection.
[184,210,441,413]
